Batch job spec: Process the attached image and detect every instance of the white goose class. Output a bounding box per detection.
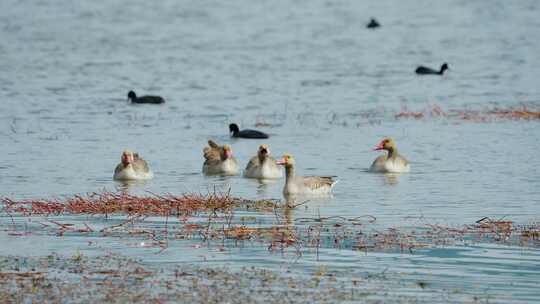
[369,138,410,173]
[244,144,282,179]
[113,150,154,180]
[202,140,239,175]
[276,154,337,196]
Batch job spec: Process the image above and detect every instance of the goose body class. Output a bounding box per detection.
[113,150,154,180]
[128,90,165,104]
[415,63,449,75]
[369,138,410,173]
[202,140,239,175]
[276,154,337,196]
[244,144,282,179]
[229,123,269,139]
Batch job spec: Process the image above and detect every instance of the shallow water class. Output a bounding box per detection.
[1,0,539,302]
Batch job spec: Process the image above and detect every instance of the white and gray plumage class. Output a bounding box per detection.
[276,154,337,196]
[202,140,239,175]
[113,150,154,180]
[244,144,282,179]
[369,138,410,173]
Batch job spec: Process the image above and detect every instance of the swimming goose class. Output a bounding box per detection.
[366,18,380,29]
[276,154,337,195]
[369,138,410,173]
[113,150,154,180]
[229,123,269,139]
[127,90,165,104]
[415,63,449,75]
[202,140,239,175]
[244,144,282,179]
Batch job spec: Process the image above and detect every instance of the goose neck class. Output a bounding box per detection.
[285,164,295,181]
[387,147,397,159]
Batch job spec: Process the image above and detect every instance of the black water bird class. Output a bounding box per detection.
[229,123,269,139]
[415,63,449,75]
[366,18,380,29]
[127,90,165,104]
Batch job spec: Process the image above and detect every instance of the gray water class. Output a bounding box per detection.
[1,0,539,302]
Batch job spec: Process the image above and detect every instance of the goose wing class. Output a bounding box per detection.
[301,176,337,190]
[245,156,260,172]
[133,157,150,173]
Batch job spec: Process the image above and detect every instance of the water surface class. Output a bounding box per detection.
[1,0,539,302]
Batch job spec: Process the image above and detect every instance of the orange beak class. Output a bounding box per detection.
[373,142,385,151]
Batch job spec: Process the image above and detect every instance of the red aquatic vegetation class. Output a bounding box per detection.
[395,104,540,122]
[395,104,447,120]
[1,192,538,253]
[488,109,540,120]
[1,191,240,218]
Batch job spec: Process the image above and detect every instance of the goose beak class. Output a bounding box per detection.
[276,159,286,165]
[260,148,268,155]
[373,142,384,151]
[225,150,233,159]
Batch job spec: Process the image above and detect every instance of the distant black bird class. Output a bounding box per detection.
[127,90,165,104]
[366,18,380,29]
[229,123,269,139]
[415,63,449,75]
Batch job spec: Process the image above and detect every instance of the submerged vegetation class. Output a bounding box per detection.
[0,253,487,304]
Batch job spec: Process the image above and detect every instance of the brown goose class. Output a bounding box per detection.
[202,140,239,175]
[276,154,337,195]
[369,138,410,173]
[244,144,282,179]
[113,150,154,180]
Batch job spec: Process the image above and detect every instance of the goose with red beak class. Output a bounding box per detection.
[369,138,410,173]
[244,144,282,179]
[202,140,239,175]
[113,150,154,180]
[276,154,337,195]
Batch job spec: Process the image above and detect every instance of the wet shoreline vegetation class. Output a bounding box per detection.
[1,192,538,303]
[0,253,491,304]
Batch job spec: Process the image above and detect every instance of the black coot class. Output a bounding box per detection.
[366,18,380,29]
[229,123,269,139]
[127,91,165,104]
[415,63,449,75]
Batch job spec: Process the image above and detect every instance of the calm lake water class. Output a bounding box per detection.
[1,0,539,302]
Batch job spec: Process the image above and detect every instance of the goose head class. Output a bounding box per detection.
[258,144,270,160]
[374,138,397,152]
[276,154,295,168]
[221,144,234,160]
[121,150,135,167]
